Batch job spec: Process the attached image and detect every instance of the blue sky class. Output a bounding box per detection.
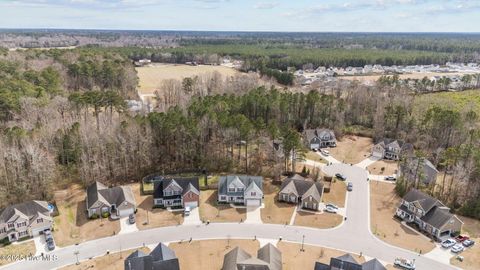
[0,0,479,32]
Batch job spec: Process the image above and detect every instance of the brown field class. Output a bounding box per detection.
[367,160,399,175]
[294,211,343,229]
[0,241,35,266]
[60,247,150,270]
[129,183,184,229]
[339,72,476,82]
[170,239,259,270]
[53,184,120,247]
[278,241,366,270]
[322,180,347,208]
[305,151,327,163]
[329,136,373,164]
[369,181,435,253]
[136,64,240,94]
[261,181,296,225]
[199,189,246,223]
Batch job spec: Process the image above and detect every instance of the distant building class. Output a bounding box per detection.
[86,181,136,219]
[371,139,412,161]
[218,175,263,206]
[134,59,151,67]
[222,243,282,270]
[303,128,336,150]
[278,174,324,211]
[152,176,200,209]
[399,157,439,186]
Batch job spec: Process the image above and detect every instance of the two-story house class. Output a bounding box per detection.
[223,243,282,270]
[0,200,53,243]
[124,242,180,270]
[304,128,336,150]
[278,174,324,211]
[86,181,136,219]
[371,139,412,160]
[315,253,386,270]
[153,177,200,209]
[399,157,439,186]
[218,175,263,206]
[395,189,463,240]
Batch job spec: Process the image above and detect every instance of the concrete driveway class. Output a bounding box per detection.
[245,206,263,224]
[355,156,381,168]
[315,151,340,164]
[183,207,202,225]
[119,216,139,234]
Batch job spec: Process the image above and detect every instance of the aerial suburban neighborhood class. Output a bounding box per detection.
[0,2,479,270]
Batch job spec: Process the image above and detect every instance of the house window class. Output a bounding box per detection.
[7,223,14,229]
[0,228,5,234]
[228,188,235,193]
[19,231,28,237]
[17,222,27,228]
[251,192,256,196]
[37,218,43,223]
[220,196,226,201]
[164,191,172,196]
[309,197,312,202]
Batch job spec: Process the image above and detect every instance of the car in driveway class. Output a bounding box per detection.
[184,206,191,216]
[441,239,456,248]
[394,257,415,270]
[46,238,55,251]
[335,173,346,181]
[455,235,469,243]
[384,176,396,181]
[320,149,330,156]
[347,182,353,191]
[325,205,338,213]
[128,213,135,224]
[451,243,465,253]
[462,239,475,247]
[44,229,53,241]
[325,203,339,209]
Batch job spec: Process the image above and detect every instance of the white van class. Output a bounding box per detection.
[184,206,191,216]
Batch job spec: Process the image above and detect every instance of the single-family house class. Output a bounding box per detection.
[86,181,136,219]
[152,176,200,209]
[371,139,412,160]
[222,243,282,270]
[218,175,263,206]
[304,128,336,150]
[278,174,324,211]
[124,242,180,270]
[395,189,463,240]
[314,253,386,270]
[0,200,53,242]
[399,157,439,186]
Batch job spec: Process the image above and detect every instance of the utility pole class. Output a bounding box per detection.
[74,251,79,265]
[301,235,305,252]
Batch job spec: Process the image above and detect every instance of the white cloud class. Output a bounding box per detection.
[254,2,278,9]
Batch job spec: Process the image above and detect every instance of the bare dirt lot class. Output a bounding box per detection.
[136,64,240,94]
[329,136,373,164]
[367,160,399,175]
[277,241,366,270]
[60,247,150,270]
[170,239,259,270]
[0,241,35,266]
[199,189,246,223]
[129,183,183,229]
[294,211,343,229]
[261,181,296,225]
[369,181,435,253]
[322,180,347,208]
[53,184,120,247]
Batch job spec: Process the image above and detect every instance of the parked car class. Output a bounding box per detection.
[462,239,475,247]
[128,213,135,224]
[451,243,465,253]
[44,229,53,242]
[347,182,353,191]
[184,206,191,216]
[393,258,415,270]
[335,173,346,181]
[321,149,330,156]
[325,203,339,209]
[46,238,55,251]
[441,239,456,248]
[455,235,469,243]
[325,206,338,213]
[384,176,396,181]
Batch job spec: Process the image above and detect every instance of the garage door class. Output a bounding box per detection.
[184,201,198,208]
[31,226,49,236]
[372,150,383,158]
[246,199,261,206]
[118,207,134,217]
[310,144,320,150]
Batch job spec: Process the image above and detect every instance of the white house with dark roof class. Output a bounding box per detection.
[304,128,336,150]
[0,200,53,242]
[371,139,412,160]
[86,181,136,219]
[218,175,263,206]
[395,189,463,240]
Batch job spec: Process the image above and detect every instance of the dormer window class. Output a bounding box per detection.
[237,187,244,192]
[37,218,43,223]
[228,187,236,193]
[7,223,14,229]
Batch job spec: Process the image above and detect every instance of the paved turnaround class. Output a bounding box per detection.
[1,164,458,270]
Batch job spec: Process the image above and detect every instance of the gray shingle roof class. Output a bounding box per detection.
[86,181,135,209]
[124,243,179,270]
[420,206,454,229]
[403,189,444,212]
[153,177,200,199]
[0,200,50,223]
[218,175,263,196]
[222,244,282,270]
[280,177,323,202]
[362,259,387,270]
[314,254,386,270]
